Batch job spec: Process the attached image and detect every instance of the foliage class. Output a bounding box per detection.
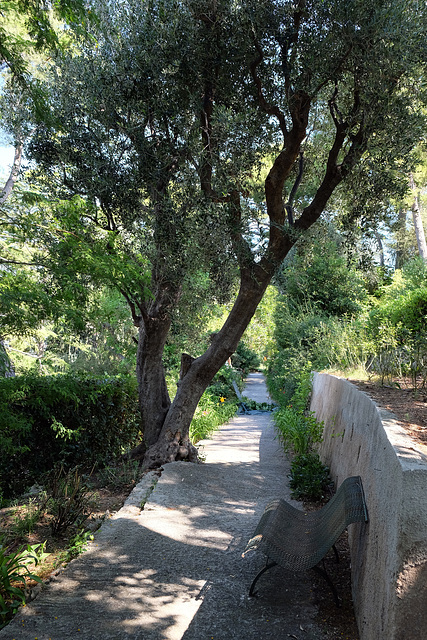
[273,369,330,501]
[190,365,241,443]
[0,0,90,117]
[0,541,45,623]
[0,373,140,498]
[277,233,368,317]
[242,285,278,362]
[43,466,95,536]
[207,364,242,399]
[231,341,260,375]
[267,231,374,401]
[190,391,238,444]
[289,453,331,501]
[275,407,324,458]
[274,369,322,448]
[60,529,94,564]
[190,365,242,444]
[240,398,276,412]
[268,305,371,404]
[11,497,44,537]
[365,259,427,386]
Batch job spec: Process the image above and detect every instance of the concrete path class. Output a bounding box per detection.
[1,373,326,640]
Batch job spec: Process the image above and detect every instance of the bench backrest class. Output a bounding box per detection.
[244,475,368,571]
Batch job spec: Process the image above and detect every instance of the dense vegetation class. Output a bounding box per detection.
[0,0,427,622]
[2,0,425,468]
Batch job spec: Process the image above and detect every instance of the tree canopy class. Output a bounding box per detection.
[2,0,426,466]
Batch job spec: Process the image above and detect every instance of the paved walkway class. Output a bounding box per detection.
[1,373,326,640]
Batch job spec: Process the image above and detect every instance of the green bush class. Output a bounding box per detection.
[231,341,260,374]
[273,370,330,502]
[289,453,331,501]
[43,466,95,536]
[277,235,368,317]
[190,390,238,443]
[367,287,427,385]
[0,373,140,498]
[275,404,324,456]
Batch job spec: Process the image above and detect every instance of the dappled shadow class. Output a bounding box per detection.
[1,399,323,639]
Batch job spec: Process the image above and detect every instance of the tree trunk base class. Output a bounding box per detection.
[143,432,199,469]
[123,441,147,462]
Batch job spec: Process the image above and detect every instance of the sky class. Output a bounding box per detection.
[0,143,14,181]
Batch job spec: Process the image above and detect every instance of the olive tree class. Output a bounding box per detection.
[19,0,426,466]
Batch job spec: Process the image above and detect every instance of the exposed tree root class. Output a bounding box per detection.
[142,432,199,469]
[123,442,147,462]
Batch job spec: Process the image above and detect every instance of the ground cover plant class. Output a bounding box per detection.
[273,369,330,500]
[0,459,146,629]
[0,541,46,625]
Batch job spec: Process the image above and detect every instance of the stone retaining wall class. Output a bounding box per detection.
[310,373,427,640]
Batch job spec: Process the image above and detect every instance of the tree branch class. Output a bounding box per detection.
[295,119,366,233]
[120,288,144,327]
[250,40,288,139]
[0,143,23,204]
[0,257,42,267]
[285,151,304,225]
[228,190,256,272]
[277,0,306,101]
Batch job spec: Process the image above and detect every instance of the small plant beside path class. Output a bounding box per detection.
[274,369,331,500]
[0,460,145,629]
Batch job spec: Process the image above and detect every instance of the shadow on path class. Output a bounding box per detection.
[0,375,326,640]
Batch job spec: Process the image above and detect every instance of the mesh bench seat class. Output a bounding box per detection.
[242,475,368,604]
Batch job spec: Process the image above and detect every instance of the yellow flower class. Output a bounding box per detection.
[220,397,226,402]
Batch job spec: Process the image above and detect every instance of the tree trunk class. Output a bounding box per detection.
[142,266,272,468]
[395,207,407,270]
[410,174,427,262]
[0,144,22,204]
[375,231,385,268]
[135,315,172,452]
[0,341,15,377]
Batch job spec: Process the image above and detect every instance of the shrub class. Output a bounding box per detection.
[273,369,330,502]
[43,466,95,536]
[231,341,260,374]
[289,453,331,501]
[0,373,140,498]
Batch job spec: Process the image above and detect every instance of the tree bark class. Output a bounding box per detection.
[410,174,427,262]
[395,207,407,270]
[141,264,275,468]
[0,144,22,204]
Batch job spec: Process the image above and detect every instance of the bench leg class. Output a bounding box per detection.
[312,563,341,607]
[249,559,277,597]
[332,543,339,563]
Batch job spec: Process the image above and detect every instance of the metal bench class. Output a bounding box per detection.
[242,475,368,605]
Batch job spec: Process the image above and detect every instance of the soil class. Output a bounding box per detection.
[348,377,427,446]
[0,470,139,597]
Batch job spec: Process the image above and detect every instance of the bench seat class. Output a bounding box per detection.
[242,475,368,602]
